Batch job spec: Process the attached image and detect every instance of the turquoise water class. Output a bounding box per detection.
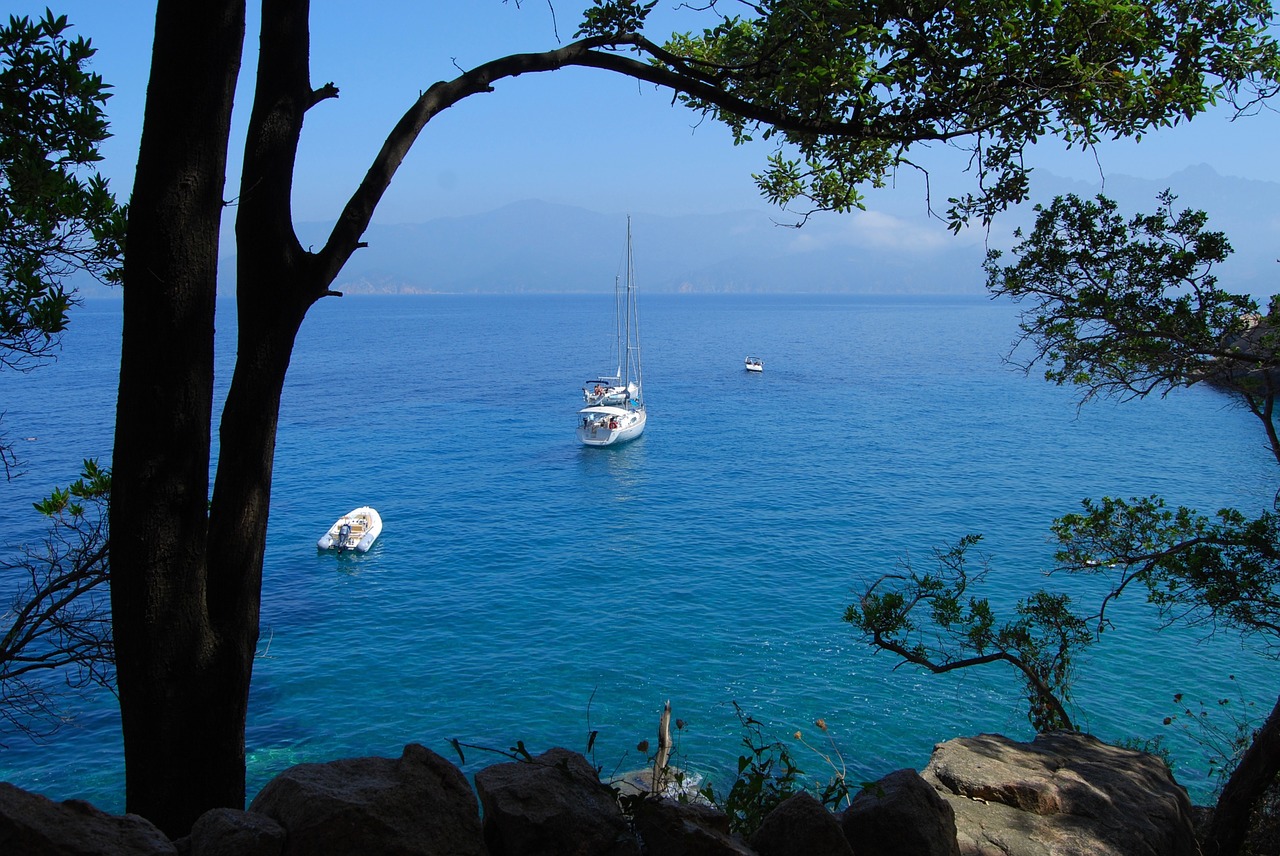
[0,293,1274,812]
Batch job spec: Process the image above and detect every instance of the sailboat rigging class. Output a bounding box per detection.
[577,217,646,446]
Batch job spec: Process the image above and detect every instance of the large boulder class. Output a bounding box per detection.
[0,782,176,855]
[750,791,853,856]
[184,807,285,856]
[247,742,484,855]
[628,796,752,856]
[841,768,960,856]
[474,747,638,856]
[923,732,1198,856]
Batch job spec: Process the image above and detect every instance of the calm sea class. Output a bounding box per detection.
[0,293,1274,811]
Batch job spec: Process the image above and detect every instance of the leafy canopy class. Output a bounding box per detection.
[846,534,1092,732]
[986,191,1280,460]
[1054,496,1280,648]
[638,0,1280,226]
[988,193,1253,393]
[0,9,124,371]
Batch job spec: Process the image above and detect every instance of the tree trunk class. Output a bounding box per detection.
[110,0,245,837]
[206,0,325,608]
[1203,695,1280,856]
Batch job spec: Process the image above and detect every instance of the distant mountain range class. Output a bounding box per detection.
[78,165,1277,297]
[287,165,1279,297]
[287,199,992,295]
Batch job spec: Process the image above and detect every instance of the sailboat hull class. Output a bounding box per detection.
[577,405,646,446]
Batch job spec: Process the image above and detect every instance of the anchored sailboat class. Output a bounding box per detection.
[577,218,646,447]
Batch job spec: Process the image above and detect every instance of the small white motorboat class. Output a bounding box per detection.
[745,356,763,372]
[317,506,382,553]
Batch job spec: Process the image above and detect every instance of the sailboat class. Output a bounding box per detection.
[577,218,646,447]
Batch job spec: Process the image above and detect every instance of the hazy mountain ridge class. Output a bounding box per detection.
[73,166,1277,297]
[298,166,1279,296]
[294,201,989,295]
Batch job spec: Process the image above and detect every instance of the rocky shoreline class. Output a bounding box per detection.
[0,731,1199,855]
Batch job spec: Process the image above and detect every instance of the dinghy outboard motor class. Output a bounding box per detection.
[337,522,352,552]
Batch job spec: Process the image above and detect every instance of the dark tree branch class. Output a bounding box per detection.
[867,626,1077,731]
[1,466,112,744]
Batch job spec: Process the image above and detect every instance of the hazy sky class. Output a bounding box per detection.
[28,2,1280,229]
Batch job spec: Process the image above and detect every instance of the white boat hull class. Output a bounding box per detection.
[318,506,382,553]
[577,405,646,446]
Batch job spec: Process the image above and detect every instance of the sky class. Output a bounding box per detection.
[22,1,1280,235]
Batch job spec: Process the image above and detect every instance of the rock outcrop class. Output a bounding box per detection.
[183,807,285,856]
[842,767,961,856]
[246,742,484,856]
[923,731,1200,856]
[628,796,752,856]
[474,746,638,856]
[750,791,853,856]
[0,732,1205,856]
[0,782,176,855]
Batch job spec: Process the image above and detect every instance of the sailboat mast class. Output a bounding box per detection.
[613,273,622,380]
[628,219,642,403]
[622,216,632,389]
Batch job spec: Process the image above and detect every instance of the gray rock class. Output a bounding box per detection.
[474,747,638,856]
[842,768,960,856]
[248,742,484,855]
[750,791,852,856]
[923,732,1198,856]
[0,783,176,855]
[187,807,285,856]
[628,796,753,856]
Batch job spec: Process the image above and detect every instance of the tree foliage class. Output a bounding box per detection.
[0,10,124,372]
[847,534,1093,732]
[1,10,125,481]
[0,460,112,745]
[0,8,119,751]
[1054,496,1280,645]
[985,190,1280,458]
[1047,489,1280,855]
[655,0,1280,226]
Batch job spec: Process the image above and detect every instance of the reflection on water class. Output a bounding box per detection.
[578,434,648,499]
